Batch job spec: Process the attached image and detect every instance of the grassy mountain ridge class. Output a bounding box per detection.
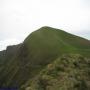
[0,26,90,89]
[24,26,90,57]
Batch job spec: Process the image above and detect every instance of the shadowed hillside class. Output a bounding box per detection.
[0,26,90,89]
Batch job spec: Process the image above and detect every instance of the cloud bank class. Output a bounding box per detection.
[0,0,90,51]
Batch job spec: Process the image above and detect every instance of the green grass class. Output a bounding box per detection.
[0,26,90,89]
[25,26,90,57]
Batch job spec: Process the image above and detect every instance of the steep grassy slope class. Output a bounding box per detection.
[24,26,90,57]
[0,26,90,89]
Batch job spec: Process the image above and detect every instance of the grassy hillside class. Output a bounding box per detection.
[0,26,90,89]
[24,26,90,58]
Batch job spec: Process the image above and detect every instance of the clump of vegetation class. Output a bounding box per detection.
[26,54,90,90]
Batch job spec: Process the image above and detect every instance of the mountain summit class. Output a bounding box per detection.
[0,26,90,90]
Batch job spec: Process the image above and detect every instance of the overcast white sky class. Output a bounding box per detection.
[0,0,90,51]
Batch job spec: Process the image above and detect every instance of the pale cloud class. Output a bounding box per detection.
[0,0,90,50]
[0,39,21,51]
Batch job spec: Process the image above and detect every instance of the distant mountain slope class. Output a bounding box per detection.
[0,26,90,89]
[24,26,90,57]
[25,26,90,49]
